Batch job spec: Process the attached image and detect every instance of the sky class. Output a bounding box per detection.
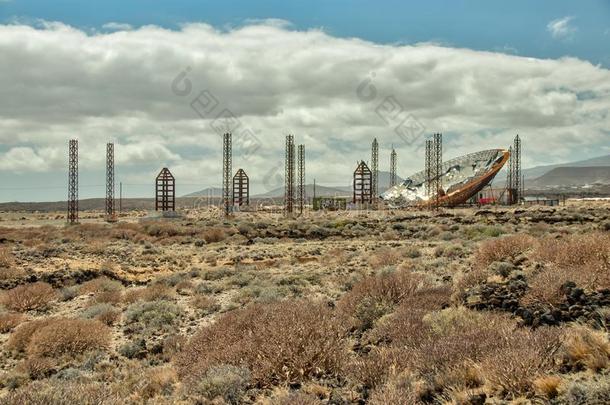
[0,0,609,201]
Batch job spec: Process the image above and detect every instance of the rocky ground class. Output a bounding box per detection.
[0,201,608,404]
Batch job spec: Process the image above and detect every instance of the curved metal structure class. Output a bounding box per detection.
[381,149,510,207]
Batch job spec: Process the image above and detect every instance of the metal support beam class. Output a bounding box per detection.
[284,134,295,215]
[425,139,433,207]
[432,133,443,209]
[371,138,379,198]
[390,147,397,188]
[222,133,232,216]
[105,143,115,220]
[297,144,305,215]
[67,139,79,224]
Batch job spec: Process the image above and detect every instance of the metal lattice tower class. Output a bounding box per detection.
[67,139,79,224]
[232,169,249,206]
[353,161,373,204]
[390,147,397,188]
[297,144,305,215]
[222,133,232,216]
[155,168,175,211]
[371,138,379,198]
[506,135,524,205]
[506,145,513,204]
[425,139,433,206]
[105,143,115,220]
[284,135,295,215]
[432,133,443,208]
[509,135,522,204]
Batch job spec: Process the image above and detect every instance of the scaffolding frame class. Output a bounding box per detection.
[371,138,379,197]
[389,147,397,188]
[232,169,249,206]
[353,161,373,204]
[155,168,175,211]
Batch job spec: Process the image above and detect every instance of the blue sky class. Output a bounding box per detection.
[1,0,609,66]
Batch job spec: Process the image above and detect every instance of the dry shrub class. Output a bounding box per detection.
[0,312,26,333]
[562,325,610,372]
[1,282,57,312]
[190,295,221,314]
[523,233,610,305]
[473,234,534,269]
[192,364,251,404]
[202,227,227,243]
[175,299,346,388]
[366,286,451,346]
[368,371,421,405]
[80,276,122,294]
[269,389,321,405]
[338,269,430,331]
[367,247,404,269]
[0,380,119,405]
[138,366,178,400]
[6,318,55,353]
[479,327,563,398]
[17,356,56,380]
[533,375,562,399]
[0,247,15,269]
[26,318,111,358]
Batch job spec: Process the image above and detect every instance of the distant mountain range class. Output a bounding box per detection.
[184,171,404,198]
[523,154,610,180]
[530,166,610,187]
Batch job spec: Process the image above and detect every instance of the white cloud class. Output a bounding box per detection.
[0,21,608,197]
[547,16,577,40]
[102,22,134,31]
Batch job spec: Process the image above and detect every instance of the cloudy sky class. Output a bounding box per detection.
[0,0,609,202]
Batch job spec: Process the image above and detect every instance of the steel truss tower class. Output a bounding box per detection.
[155,168,175,211]
[353,161,373,204]
[67,139,79,224]
[432,133,443,209]
[232,169,249,206]
[284,135,295,215]
[508,135,522,204]
[390,147,397,188]
[371,138,379,198]
[105,143,115,220]
[222,133,232,216]
[425,139,433,205]
[297,144,305,215]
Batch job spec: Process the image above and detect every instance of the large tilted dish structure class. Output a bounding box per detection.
[381,149,510,207]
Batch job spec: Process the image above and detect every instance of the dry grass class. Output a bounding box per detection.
[562,325,610,372]
[26,318,111,357]
[175,299,347,388]
[0,380,119,405]
[479,327,563,398]
[1,282,57,312]
[533,375,562,399]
